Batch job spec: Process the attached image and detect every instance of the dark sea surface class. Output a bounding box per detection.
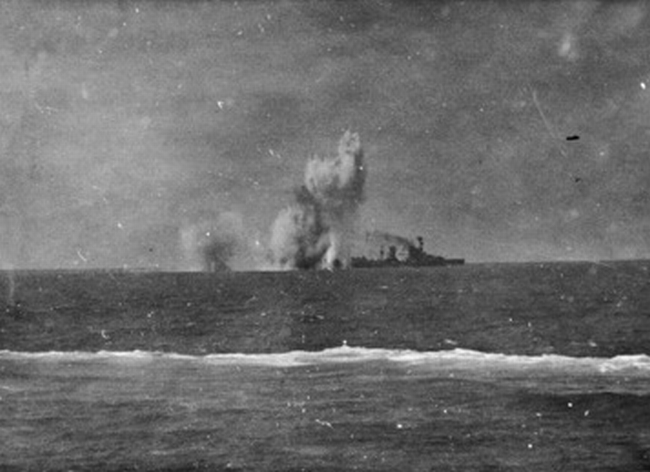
[1,262,649,471]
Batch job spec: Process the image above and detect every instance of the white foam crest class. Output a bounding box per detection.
[1,347,649,374]
[385,348,650,374]
[0,349,160,363]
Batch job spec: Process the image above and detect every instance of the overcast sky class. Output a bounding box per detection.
[1,0,650,268]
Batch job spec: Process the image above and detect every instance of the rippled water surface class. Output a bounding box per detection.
[1,263,649,470]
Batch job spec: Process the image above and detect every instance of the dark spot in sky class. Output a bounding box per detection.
[566,135,580,141]
[574,177,582,183]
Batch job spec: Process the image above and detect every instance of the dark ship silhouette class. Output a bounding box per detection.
[351,234,464,269]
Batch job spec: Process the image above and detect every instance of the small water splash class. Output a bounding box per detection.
[3,268,16,307]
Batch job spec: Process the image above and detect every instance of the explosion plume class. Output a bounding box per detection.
[180,212,257,271]
[269,131,366,270]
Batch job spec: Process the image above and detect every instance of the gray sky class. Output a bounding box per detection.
[1,0,650,268]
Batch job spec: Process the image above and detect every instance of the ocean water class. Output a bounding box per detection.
[1,262,650,471]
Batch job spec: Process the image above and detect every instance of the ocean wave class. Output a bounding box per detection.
[1,346,649,375]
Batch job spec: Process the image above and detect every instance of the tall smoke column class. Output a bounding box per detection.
[269,131,366,270]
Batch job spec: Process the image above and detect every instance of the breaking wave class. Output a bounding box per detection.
[1,345,649,375]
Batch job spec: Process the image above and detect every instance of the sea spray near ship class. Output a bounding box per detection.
[176,131,461,272]
[269,131,367,270]
[267,131,463,270]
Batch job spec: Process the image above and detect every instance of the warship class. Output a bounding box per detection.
[351,235,464,269]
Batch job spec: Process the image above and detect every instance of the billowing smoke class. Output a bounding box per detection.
[363,230,419,262]
[269,131,366,270]
[367,231,414,250]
